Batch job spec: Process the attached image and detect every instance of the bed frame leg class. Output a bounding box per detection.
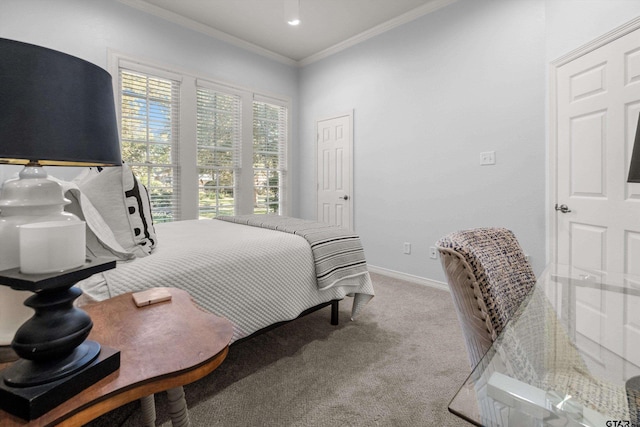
[331,300,339,325]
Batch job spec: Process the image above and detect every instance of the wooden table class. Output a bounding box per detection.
[0,287,234,427]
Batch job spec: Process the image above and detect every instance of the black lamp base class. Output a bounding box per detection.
[0,258,120,420]
[3,340,102,387]
[0,344,120,420]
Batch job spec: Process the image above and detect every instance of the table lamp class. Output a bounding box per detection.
[0,36,121,272]
[628,113,640,183]
[0,38,122,420]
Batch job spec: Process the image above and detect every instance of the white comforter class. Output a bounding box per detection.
[78,219,375,343]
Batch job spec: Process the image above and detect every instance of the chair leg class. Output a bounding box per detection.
[167,386,191,427]
[140,394,156,427]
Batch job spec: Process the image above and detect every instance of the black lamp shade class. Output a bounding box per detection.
[628,113,640,183]
[0,38,121,166]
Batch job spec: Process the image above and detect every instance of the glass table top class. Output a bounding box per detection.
[448,264,640,427]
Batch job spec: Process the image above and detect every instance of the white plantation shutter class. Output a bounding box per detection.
[196,85,242,218]
[253,97,288,214]
[113,54,290,221]
[119,68,181,222]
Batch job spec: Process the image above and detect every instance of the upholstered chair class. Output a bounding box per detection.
[435,227,536,369]
[437,228,630,421]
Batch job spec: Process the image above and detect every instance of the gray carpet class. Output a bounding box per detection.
[87,272,470,426]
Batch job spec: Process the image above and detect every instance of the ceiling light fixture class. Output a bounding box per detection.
[284,0,300,26]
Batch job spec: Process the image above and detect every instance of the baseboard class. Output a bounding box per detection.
[367,265,450,292]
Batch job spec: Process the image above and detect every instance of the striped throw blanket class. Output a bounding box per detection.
[216,215,368,290]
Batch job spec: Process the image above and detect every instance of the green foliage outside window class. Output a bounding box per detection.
[120,70,178,223]
[253,101,285,215]
[197,89,239,218]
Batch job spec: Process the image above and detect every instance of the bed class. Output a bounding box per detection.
[64,165,374,344]
[78,218,375,343]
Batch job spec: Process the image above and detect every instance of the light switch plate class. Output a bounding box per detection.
[480,151,496,165]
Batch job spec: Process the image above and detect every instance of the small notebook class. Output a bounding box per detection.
[132,288,172,307]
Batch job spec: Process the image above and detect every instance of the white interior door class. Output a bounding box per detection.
[316,113,353,229]
[554,25,640,370]
[556,28,640,272]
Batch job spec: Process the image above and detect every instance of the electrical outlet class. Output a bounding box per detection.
[403,242,411,255]
[480,151,496,166]
[429,247,438,259]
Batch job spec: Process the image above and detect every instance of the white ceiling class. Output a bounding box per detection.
[118,0,456,65]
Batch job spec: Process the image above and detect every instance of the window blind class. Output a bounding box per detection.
[113,53,290,221]
[252,99,287,214]
[119,69,181,223]
[196,86,242,218]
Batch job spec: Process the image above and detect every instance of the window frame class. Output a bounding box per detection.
[118,66,182,223]
[252,96,289,215]
[108,51,292,220]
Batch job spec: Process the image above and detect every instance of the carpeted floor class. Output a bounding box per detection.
[87,272,470,426]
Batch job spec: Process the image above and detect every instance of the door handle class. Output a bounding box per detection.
[339,195,349,200]
[555,204,571,213]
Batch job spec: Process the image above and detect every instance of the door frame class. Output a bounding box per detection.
[548,16,640,264]
[315,110,354,230]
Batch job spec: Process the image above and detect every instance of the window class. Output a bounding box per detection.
[113,54,290,221]
[253,99,287,214]
[196,86,241,218]
[119,69,180,223]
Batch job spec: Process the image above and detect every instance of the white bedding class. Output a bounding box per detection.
[78,219,374,343]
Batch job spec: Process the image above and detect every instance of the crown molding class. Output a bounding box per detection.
[551,15,640,67]
[117,0,298,67]
[118,0,457,68]
[298,0,458,66]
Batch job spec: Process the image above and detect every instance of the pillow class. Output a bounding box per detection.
[61,181,134,261]
[56,178,134,261]
[75,163,157,257]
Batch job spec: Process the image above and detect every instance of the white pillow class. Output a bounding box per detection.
[75,164,158,257]
[57,179,133,261]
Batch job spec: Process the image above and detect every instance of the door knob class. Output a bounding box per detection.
[339,195,349,200]
[555,204,571,213]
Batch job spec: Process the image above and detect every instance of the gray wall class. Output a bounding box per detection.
[545,0,640,62]
[299,0,547,280]
[298,0,640,283]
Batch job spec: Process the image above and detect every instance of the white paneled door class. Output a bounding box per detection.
[316,113,353,229]
[554,25,640,371]
[556,27,640,273]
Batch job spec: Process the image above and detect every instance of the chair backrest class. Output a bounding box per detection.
[436,228,536,368]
